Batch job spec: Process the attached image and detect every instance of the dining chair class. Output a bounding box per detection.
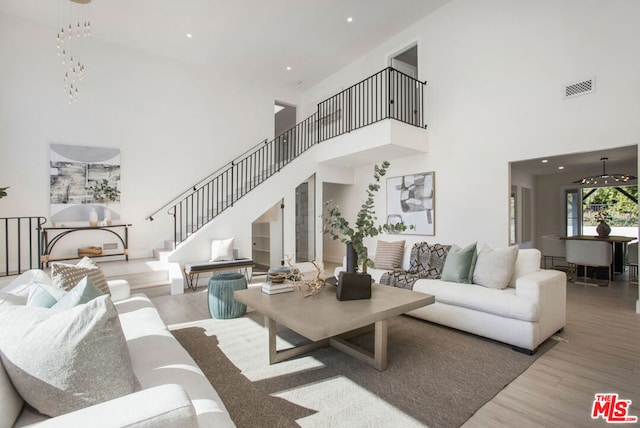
[565,240,612,286]
[539,235,567,269]
[628,242,638,283]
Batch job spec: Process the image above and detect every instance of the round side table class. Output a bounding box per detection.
[207,272,247,319]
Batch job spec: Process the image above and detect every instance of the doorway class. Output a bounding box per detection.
[275,101,297,164]
[390,43,418,78]
[295,175,315,262]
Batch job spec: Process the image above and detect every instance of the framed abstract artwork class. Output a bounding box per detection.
[386,172,435,235]
[50,143,121,223]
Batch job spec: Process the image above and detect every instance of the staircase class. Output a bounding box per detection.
[147,67,427,251]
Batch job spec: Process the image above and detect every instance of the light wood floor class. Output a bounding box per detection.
[150,274,640,428]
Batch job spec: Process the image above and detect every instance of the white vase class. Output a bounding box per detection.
[89,208,98,227]
[104,207,112,226]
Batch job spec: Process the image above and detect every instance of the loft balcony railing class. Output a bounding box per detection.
[148,67,426,247]
[1,216,46,277]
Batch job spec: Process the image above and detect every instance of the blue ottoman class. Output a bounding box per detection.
[207,272,247,319]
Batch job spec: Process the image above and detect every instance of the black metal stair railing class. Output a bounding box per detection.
[149,67,426,247]
[1,216,47,277]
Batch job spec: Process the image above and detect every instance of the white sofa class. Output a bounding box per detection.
[337,244,566,353]
[0,270,235,428]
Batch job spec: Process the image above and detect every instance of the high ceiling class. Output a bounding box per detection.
[511,145,638,180]
[0,0,451,89]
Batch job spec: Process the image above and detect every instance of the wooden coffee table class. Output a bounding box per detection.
[233,284,434,371]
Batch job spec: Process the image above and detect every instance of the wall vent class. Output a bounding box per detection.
[564,77,595,99]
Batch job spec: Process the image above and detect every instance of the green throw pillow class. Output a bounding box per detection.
[52,276,103,310]
[26,283,68,308]
[441,242,477,284]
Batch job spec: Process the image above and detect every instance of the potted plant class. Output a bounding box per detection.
[0,187,8,199]
[86,179,120,225]
[323,161,411,273]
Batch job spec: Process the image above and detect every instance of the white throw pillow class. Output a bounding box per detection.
[508,248,542,288]
[0,295,136,417]
[210,238,235,261]
[0,358,23,428]
[1,269,52,298]
[472,245,519,289]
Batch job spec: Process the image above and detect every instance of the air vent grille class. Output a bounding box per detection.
[564,78,595,99]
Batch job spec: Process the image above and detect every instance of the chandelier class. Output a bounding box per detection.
[56,0,92,103]
[573,157,637,185]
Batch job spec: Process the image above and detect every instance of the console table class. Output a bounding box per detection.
[40,223,131,267]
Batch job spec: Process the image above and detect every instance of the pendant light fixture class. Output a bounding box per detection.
[573,157,637,185]
[56,0,92,103]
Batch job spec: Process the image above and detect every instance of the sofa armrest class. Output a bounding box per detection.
[107,279,131,302]
[32,384,198,428]
[515,270,566,302]
[515,269,567,340]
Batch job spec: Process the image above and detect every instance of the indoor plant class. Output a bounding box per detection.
[0,187,8,199]
[323,161,411,272]
[86,179,120,225]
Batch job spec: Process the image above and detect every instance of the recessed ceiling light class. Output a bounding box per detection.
[541,159,548,163]
[186,33,192,38]
[558,166,565,170]
[347,17,353,23]
[286,66,292,71]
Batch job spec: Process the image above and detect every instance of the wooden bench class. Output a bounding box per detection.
[184,258,254,291]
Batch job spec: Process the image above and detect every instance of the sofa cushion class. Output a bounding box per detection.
[413,279,540,322]
[473,245,519,289]
[441,243,477,284]
[52,276,104,309]
[51,257,110,295]
[508,248,542,288]
[0,295,136,417]
[373,240,405,270]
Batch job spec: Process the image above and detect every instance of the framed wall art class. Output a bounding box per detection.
[50,143,121,223]
[386,171,434,235]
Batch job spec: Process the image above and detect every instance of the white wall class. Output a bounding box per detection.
[0,14,300,258]
[303,0,640,255]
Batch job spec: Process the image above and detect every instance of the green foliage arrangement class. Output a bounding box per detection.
[0,187,8,199]
[323,161,412,272]
[86,179,120,204]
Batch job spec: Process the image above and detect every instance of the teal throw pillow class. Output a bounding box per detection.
[441,242,477,284]
[52,277,104,310]
[26,283,68,308]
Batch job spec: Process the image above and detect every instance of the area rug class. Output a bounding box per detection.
[170,312,555,428]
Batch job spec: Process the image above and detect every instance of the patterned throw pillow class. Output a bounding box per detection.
[51,257,110,295]
[373,240,405,270]
[424,243,451,279]
[0,296,136,417]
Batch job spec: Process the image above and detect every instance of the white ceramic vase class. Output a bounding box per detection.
[104,207,112,226]
[89,208,98,227]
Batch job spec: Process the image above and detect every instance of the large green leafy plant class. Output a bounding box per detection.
[323,161,411,272]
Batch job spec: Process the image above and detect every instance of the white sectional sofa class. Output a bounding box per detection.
[337,243,566,353]
[0,270,235,428]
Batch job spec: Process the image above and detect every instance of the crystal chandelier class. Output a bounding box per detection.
[56,0,92,103]
[573,157,637,185]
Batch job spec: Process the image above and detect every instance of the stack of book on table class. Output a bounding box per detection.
[261,281,294,295]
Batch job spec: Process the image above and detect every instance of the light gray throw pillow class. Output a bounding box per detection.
[0,295,136,417]
[472,244,519,289]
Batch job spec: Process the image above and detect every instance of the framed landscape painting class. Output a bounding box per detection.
[386,172,435,235]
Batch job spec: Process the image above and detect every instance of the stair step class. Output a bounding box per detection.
[98,258,171,289]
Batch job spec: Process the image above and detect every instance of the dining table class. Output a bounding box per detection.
[561,235,636,275]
